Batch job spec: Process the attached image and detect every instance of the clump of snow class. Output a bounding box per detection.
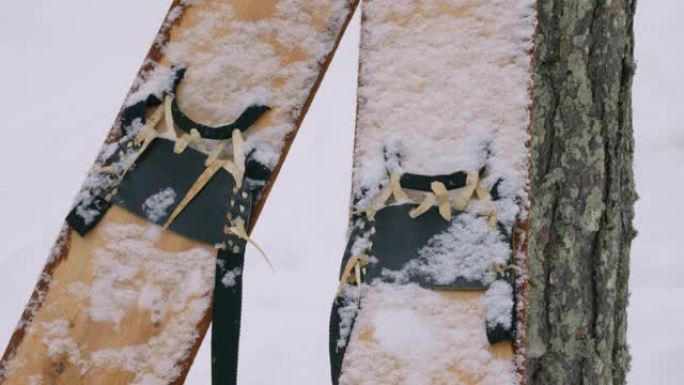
[221,267,242,287]
[350,233,372,257]
[71,179,108,225]
[382,213,511,285]
[372,308,434,384]
[336,285,362,349]
[124,65,177,108]
[352,0,535,212]
[40,319,85,369]
[482,280,514,329]
[75,204,101,226]
[339,284,516,385]
[32,223,216,385]
[87,295,208,385]
[142,187,177,222]
[87,223,214,326]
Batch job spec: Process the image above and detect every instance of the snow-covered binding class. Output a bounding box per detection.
[65,68,269,385]
[329,157,518,384]
[67,68,271,236]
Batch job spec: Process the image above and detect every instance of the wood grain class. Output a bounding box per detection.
[2,207,215,385]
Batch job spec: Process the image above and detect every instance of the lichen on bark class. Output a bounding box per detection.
[526,0,637,384]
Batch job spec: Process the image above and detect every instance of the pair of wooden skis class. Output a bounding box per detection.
[0,1,535,384]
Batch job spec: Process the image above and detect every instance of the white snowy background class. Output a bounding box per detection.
[0,1,680,384]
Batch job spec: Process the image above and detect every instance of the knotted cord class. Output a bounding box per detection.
[409,181,451,220]
[224,217,274,272]
[400,169,498,227]
[453,170,480,210]
[365,171,409,219]
[99,103,165,183]
[336,254,370,296]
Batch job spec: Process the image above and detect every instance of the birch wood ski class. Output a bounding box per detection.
[0,1,358,384]
[329,0,536,384]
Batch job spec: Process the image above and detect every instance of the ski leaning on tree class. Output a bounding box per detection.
[329,1,535,384]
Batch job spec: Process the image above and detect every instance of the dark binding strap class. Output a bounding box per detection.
[168,67,271,140]
[212,186,253,385]
[401,170,503,202]
[121,66,271,140]
[66,196,112,236]
[399,171,468,191]
[212,247,244,385]
[486,233,517,344]
[329,294,357,385]
[385,146,469,191]
[490,178,502,200]
[119,67,183,135]
[486,322,514,344]
[384,146,494,193]
[486,278,516,344]
[246,159,270,183]
[171,100,271,140]
[65,138,140,235]
[119,66,182,134]
[329,214,370,385]
[171,98,271,140]
[120,94,163,134]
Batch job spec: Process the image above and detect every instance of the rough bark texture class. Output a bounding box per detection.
[526,0,637,384]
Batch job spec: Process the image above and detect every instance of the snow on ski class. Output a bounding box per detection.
[330,0,536,384]
[0,1,358,384]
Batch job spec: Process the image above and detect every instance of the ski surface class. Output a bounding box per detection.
[0,1,358,384]
[332,0,535,384]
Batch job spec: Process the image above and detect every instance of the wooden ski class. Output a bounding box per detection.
[330,0,536,384]
[0,1,358,384]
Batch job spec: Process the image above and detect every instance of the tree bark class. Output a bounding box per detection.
[527,0,637,384]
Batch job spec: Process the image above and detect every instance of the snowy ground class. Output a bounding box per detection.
[629,2,684,383]
[0,1,680,384]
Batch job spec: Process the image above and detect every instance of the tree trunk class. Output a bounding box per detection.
[526,0,637,384]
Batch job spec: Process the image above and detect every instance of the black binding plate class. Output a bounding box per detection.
[112,138,235,245]
[368,204,488,290]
